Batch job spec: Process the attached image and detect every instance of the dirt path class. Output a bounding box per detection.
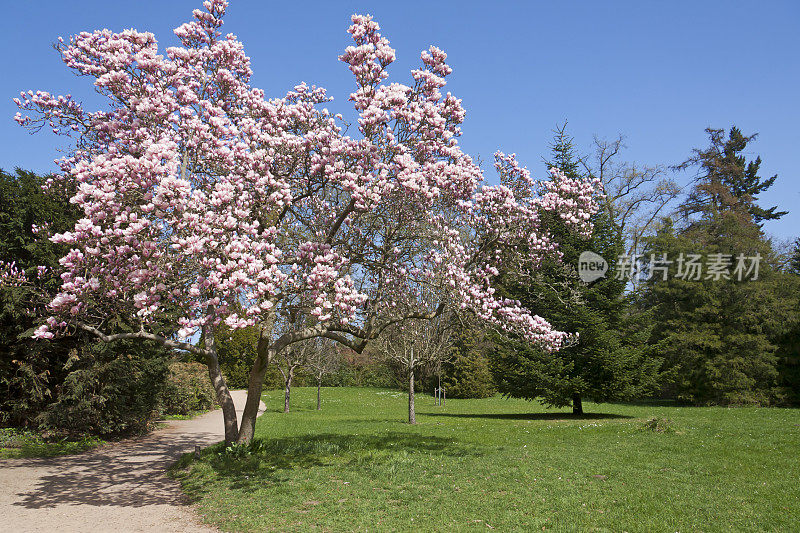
[0,390,265,532]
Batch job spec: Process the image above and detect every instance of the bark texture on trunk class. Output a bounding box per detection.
[316,378,322,410]
[203,326,238,445]
[572,393,583,415]
[236,351,270,443]
[408,369,416,424]
[236,321,274,444]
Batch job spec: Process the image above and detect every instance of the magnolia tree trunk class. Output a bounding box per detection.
[572,393,583,415]
[236,325,276,443]
[236,352,270,444]
[408,369,416,424]
[203,326,239,445]
[284,367,294,413]
[317,377,322,410]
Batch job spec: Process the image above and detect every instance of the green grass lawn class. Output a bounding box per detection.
[172,387,799,532]
[0,428,104,459]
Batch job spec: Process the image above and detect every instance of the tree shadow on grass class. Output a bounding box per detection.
[176,432,485,498]
[423,412,631,421]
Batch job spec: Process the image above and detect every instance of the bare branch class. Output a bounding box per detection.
[77,322,210,358]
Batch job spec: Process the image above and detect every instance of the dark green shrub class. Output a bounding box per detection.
[442,351,495,398]
[159,362,217,416]
[201,323,259,390]
[0,168,85,428]
[1,170,175,437]
[36,339,171,437]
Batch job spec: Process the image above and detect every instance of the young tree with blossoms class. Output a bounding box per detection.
[12,0,600,444]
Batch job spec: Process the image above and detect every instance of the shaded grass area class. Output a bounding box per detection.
[172,387,800,532]
[0,428,104,459]
[160,408,214,421]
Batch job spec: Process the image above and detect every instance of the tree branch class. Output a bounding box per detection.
[77,322,209,358]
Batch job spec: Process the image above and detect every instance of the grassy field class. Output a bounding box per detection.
[172,387,799,532]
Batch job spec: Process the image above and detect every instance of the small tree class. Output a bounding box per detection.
[440,320,495,399]
[303,338,340,410]
[274,338,311,413]
[379,314,453,424]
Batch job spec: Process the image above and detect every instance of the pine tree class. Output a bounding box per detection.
[543,122,582,178]
[491,127,662,414]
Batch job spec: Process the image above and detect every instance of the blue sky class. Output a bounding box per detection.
[2,1,797,242]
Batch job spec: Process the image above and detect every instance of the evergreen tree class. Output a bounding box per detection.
[491,127,662,413]
[640,218,790,404]
[677,126,787,224]
[789,238,800,275]
[440,324,495,399]
[1,168,84,427]
[774,239,800,405]
[641,128,792,405]
[543,122,582,177]
[774,272,800,406]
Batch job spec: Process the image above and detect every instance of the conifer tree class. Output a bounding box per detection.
[491,126,661,413]
[677,126,787,224]
[641,126,792,404]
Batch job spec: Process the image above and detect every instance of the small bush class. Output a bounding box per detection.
[159,362,217,416]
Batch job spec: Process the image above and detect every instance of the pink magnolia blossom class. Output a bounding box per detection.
[0,261,28,287]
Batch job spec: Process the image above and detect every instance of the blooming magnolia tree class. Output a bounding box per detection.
[12,0,599,443]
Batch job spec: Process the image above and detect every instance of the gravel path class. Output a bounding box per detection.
[0,390,265,532]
